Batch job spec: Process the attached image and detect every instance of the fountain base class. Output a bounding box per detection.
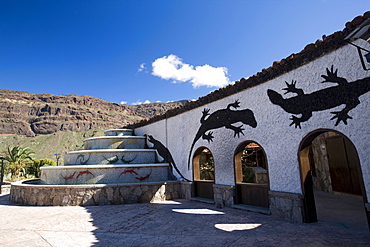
[10,179,192,206]
[9,128,192,206]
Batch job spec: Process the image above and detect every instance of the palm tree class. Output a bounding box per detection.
[5,146,35,178]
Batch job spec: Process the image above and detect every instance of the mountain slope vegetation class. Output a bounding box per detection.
[0,89,186,163]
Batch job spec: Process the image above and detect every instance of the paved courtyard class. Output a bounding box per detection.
[0,193,369,247]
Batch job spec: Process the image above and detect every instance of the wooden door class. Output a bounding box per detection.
[234,142,269,208]
[236,183,269,207]
[344,138,362,195]
[194,180,214,199]
[326,137,361,195]
[193,148,214,199]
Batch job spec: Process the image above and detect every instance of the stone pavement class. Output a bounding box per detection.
[0,193,369,247]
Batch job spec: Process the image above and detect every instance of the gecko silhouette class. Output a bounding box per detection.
[76,154,90,165]
[187,100,257,169]
[267,66,370,128]
[145,134,190,182]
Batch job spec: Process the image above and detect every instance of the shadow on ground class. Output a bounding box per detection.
[1,193,369,247]
[84,199,370,247]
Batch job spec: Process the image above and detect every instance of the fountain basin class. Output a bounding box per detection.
[41,164,170,185]
[83,136,146,150]
[64,149,157,165]
[104,129,133,136]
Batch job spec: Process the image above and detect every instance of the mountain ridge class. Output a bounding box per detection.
[0,88,187,161]
[0,88,187,137]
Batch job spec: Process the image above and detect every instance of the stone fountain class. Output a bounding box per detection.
[10,129,191,206]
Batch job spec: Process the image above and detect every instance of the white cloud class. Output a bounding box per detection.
[120,101,128,105]
[151,54,230,88]
[131,99,151,105]
[138,63,147,72]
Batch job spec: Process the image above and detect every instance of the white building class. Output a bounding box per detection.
[131,11,370,226]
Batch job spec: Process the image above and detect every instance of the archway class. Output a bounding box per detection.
[192,147,215,199]
[299,130,369,229]
[234,141,269,208]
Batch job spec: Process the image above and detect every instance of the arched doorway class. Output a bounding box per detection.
[234,141,269,208]
[299,130,369,229]
[192,147,215,199]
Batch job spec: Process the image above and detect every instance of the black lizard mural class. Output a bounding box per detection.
[267,66,370,128]
[187,100,257,169]
[145,134,190,182]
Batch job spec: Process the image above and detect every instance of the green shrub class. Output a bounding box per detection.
[27,158,56,178]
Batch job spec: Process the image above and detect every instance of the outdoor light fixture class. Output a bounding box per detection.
[365,52,370,63]
[345,18,370,40]
[345,18,370,70]
[54,153,60,166]
[0,156,5,194]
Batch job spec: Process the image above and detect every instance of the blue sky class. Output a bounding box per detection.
[0,1,368,105]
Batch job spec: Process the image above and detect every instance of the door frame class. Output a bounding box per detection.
[298,129,369,228]
[234,141,270,208]
[192,147,215,199]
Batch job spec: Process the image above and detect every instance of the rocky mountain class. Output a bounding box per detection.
[0,89,187,162]
[0,89,186,137]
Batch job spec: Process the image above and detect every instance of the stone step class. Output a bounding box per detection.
[83,136,146,150]
[64,149,157,165]
[104,129,133,136]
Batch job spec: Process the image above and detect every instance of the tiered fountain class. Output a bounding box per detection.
[10,129,191,206]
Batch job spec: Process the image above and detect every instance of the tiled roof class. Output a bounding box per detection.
[128,11,370,129]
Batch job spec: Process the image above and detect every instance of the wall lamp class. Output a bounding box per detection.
[365,52,370,63]
[345,18,370,70]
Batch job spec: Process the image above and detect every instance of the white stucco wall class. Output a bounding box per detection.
[135,40,370,200]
